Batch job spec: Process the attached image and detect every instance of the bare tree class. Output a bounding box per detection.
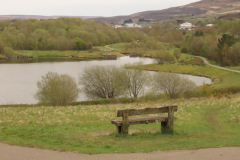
[79,66,124,99]
[121,62,151,98]
[152,72,196,99]
[35,72,80,106]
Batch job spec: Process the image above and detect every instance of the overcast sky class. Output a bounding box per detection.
[2,0,200,17]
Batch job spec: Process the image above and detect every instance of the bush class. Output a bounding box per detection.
[4,47,15,57]
[35,72,80,106]
[122,62,151,98]
[152,72,197,99]
[0,38,6,52]
[173,48,181,59]
[183,89,199,99]
[181,46,188,53]
[79,66,124,99]
[155,51,175,64]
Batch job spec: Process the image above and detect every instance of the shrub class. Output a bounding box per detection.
[4,47,15,57]
[155,51,175,64]
[121,62,151,98]
[79,66,124,99]
[35,72,80,106]
[183,89,199,99]
[152,72,197,99]
[181,46,188,53]
[173,48,181,59]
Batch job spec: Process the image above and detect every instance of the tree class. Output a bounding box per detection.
[195,31,204,37]
[155,51,175,64]
[121,62,151,98]
[173,48,181,59]
[152,72,196,99]
[217,34,239,65]
[76,37,85,51]
[124,19,133,24]
[0,38,6,52]
[4,47,15,57]
[217,34,238,51]
[35,72,80,106]
[79,66,124,99]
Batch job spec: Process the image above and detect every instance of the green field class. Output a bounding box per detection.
[0,97,240,154]
[14,50,106,59]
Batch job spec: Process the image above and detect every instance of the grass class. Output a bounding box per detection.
[14,50,106,59]
[110,43,126,50]
[12,44,125,59]
[143,60,240,89]
[0,96,240,154]
[201,57,240,71]
[94,46,112,51]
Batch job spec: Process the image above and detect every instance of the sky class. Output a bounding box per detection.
[2,0,201,17]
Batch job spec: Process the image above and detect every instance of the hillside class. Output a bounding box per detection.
[90,0,240,23]
[0,15,100,21]
[218,12,240,20]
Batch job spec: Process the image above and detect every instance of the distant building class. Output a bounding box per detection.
[180,22,193,29]
[124,23,142,28]
[114,23,143,28]
[206,24,214,27]
[115,25,123,28]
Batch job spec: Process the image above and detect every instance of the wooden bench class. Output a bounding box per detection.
[111,106,178,134]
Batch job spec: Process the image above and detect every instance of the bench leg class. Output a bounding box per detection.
[116,126,122,134]
[161,121,168,133]
[122,111,129,134]
[161,106,175,134]
[168,106,174,134]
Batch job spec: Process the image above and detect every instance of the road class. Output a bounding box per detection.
[0,142,239,160]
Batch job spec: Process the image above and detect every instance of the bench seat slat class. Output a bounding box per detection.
[111,115,174,126]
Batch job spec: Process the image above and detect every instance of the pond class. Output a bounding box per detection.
[0,56,211,105]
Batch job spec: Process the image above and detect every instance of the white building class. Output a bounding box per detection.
[115,25,123,28]
[180,22,193,29]
[124,23,142,28]
[206,24,214,27]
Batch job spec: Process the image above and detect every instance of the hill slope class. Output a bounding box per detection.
[91,0,240,23]
[0,15,99,21]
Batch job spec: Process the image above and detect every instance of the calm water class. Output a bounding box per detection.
[0,56,211,104]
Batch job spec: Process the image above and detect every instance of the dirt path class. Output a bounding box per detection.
[0,142,239,160]
[194,55,240,73]
[105,45,115,51]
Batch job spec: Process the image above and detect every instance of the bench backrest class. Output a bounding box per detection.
[117,105,178,117]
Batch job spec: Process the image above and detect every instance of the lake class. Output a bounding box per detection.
[0,56,211,104]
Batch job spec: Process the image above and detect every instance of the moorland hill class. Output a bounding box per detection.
[90,0,240,23]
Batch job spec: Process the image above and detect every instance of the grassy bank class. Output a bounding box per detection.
[2,44,125,59]
[143,61,240,89]
[14,50,106,59]
[0,96,240,154]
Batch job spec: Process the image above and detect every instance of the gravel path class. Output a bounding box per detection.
[105,45,115,51]
[194,55,240,73]
[1,142,239,160]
